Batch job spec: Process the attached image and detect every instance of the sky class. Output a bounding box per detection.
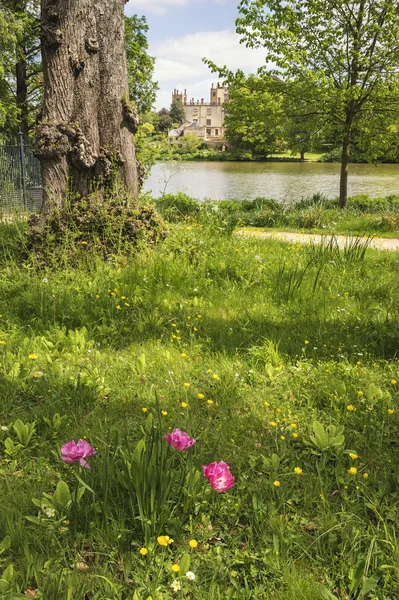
[125,0,267,110]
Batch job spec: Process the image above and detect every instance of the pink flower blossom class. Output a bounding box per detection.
[61,439,96,469]
[164,429,196,451]
[202,461,235,492]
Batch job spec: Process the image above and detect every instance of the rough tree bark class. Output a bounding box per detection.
[36,0,139,211]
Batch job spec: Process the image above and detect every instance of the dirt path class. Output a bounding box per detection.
[236,229,399,251]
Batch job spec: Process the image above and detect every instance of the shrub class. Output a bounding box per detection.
[26,191,167,267]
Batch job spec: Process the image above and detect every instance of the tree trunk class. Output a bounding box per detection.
[16,50,29,138]
[339,132,350,208]
[36,0,139,211]
[339,105,355,208]
[300,150,305,161]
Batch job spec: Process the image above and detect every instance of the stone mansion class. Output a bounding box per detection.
[170,83,229,142]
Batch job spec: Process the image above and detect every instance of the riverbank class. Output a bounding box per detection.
[153,192,399,238]
[1,216,399,598]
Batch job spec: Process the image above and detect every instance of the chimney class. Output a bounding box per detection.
[201,98,204,104]
[211,83,214,88]
[184,88,187,95]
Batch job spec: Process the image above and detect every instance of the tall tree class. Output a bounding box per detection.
[224,72,283,157]
[169,99,185,125]
[125,15,158,115]
[36,0,139,211]
[1,0,42,139]
[237,0,399,207]
[0,5,22,140]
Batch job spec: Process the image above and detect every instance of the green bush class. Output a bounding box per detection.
[26,191,167,267]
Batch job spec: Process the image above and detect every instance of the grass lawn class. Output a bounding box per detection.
[1,210,399,599]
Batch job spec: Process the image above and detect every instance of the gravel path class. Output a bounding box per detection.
[236,229,399,251]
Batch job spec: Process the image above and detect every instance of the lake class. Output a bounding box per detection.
[143,161,399,202]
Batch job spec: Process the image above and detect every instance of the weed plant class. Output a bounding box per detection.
[0,208,399,598]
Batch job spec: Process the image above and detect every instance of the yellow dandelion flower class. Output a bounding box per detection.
[357,391,364,396]
[157,535,173,546]
[292,433,299,439]
[139,548,148,556]
[304,340,309,345]
[294,467,303,475]
[172,564,180,573]
[28,353,38,359]
[269,421,277,427]
[280,435,285,440]
[189,539,198,548]
[142,407,148,413]
[388,409,394,415]
[276,408,281,413]
[184,383,190,388]
[347,405,356,412]
[194,327,198,331]
[264,401,270,407]
[207,369,213,373]
[0,341,5,345]
[349,453,358,460]
[181,353,187,358]
[348,467,357,475]
[161,410,168,416]
[198,393,205,399]
[181,402,188,408]
[81,241,87,245]
[207,399,214,405]
[391,380,397,385]
[212,374,219,380]
[116,305,121,310]
[290,423,297,429]
[124,303,130,307]
[273,480,281,487]
[363,472,369,479]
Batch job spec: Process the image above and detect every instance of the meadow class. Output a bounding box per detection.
[0,196,399,599]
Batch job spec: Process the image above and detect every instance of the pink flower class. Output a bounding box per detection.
[164,429,196,451]
[202,461,235,492]
[61,439,96,469]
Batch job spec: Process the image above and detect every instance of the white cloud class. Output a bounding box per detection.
[152,30,267,109]
[126,0,188,16]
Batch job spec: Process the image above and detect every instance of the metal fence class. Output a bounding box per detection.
[0,132,43,213]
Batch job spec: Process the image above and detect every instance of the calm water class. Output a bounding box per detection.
[143,161,399,202]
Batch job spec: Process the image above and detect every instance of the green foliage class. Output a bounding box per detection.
[125,15,158,115]
[223,72,284,156]
[169,99,186,126]
[25,190,168,267]
[308,421,345,454]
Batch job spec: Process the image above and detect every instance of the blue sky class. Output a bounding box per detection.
[125,0,267,109]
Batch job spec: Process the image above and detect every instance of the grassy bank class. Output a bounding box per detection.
[0,210,399,598]
[153,192,399,238]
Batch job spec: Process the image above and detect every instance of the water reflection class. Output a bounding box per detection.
[143,161,399,202]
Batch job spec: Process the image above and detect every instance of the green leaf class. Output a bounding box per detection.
[179,553,190,574]
[53,480,71,509]
[0,537,11,556]
[0,564,14,593]
[359,570,383,596]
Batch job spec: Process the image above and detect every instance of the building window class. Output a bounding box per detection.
[206,128,211,135]
[193,119,198,122]
[206,119,211,126]
[215,128,219,135]
[206,108,211,115]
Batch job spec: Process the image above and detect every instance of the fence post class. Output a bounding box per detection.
[17,130,28,209]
